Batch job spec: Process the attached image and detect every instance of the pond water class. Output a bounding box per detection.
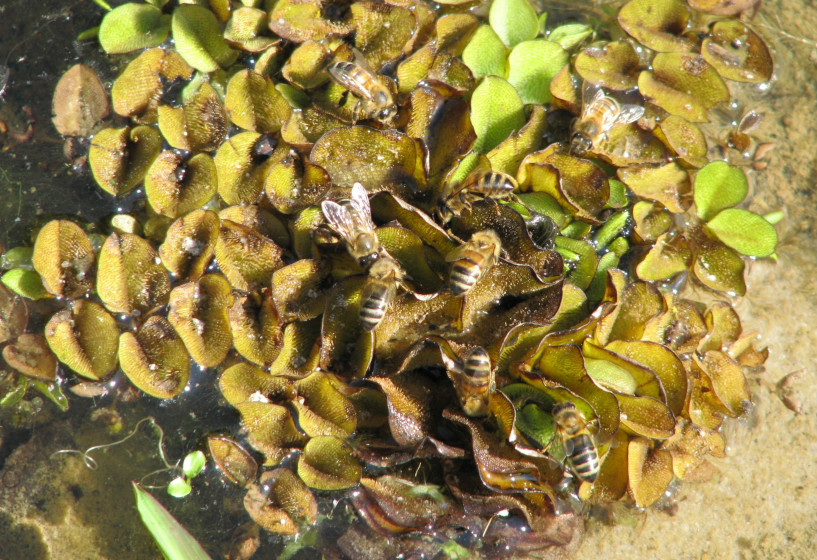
[1,0,815,559]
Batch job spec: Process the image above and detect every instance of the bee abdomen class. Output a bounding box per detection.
[463,348,491,385]
[360,288,388,331]
[449,258,481,295]
[477,171,515,196]
[567,434,600,483]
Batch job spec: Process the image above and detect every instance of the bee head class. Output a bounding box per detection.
[377,105,397,123]
[569,133,592,155]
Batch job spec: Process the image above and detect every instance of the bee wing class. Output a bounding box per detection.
[581,81,605,112]
[329,61,376,102]
[348,182,376,232]
[614,104,645,127]
[321,199,356,241]
[445,242,471,263]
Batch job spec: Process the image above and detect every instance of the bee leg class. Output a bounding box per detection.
[352,100,364,123]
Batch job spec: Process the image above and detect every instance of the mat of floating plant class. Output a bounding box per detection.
[2,0,814,558]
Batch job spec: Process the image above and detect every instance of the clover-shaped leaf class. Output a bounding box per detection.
[705,209,778,257]
[470,76,526,153]
[489,0,539,48]
[694,161,748,221]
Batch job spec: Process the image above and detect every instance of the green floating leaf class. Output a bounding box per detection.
[507,40,568,105]
[470,76,526,153]
[167,477,192,498]
[489,0,539,48]
[182,451,206,478]
[133,482,212,560]
[548,23,593,51]
[1,268,48,300]
[98,3,170,54]
[694,161,748,221]
[31,380,69,411]
[172,5,238,72]
[705,209,778,257]
[462,25,508,80]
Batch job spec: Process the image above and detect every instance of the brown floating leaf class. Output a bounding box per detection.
[225,70,291,133]
[642,292,708,355]
[157,82,227,153]
[268,0,353,43]
[264,153,331,214]
[310,126,428,195]
[585,429,629,503]
[354,475,452,535]
[145,151,217,218]
[89,125,163,197]
[238,401,307,464]
[616,394,676,439]
[159,209,219,281]
[369,373,433,449]
[52,64,109,137]
[3,334,57,381]
[688,0,761,15]
[396,44,475,95]
[351,2,416,69]
[271,259,331,322]
[294,370,357,437]
[638,53,729,122]
[228,292,283,367]
[244,468,317,534]
[297,436,361,490]
[697,302,742,355]
[319,276,373,379]
[692,238,746,296]
[695,350,751,416]
[32,220,95,299]
[518,145,610,222]
[617,162,691,213]
[219,205,291,249]
[0,284,27,345]
[655,115,708,168]
[663,423,725,480]
[111,48,192,121]
[224,7,276,52]
[617,0,694,53]
[118,316,190,399]
[167,273,233,368]
[269,318,322,378]
[628,437,674,508]
[45,300,119,381]
[702,21,773,83]
[215,131,286,205]
[574,42,640,90]
[219,362,297,408]
[215,220,284,292]
[208,436,258,487]
[96,233,170,317]
[594,280,664,345]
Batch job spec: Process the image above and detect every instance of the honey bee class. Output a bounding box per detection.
[447,346,495,417]
[446,230,502,296]
[570,82,645,155]
[321,182,380,268]
[552,402,599,483]
[328,60,397,123]
[359,256,404,332]
[439,170,517,223]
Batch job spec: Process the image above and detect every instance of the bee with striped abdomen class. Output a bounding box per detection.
[570,82,645,155]
[328,60,397,124]
[446,230,502,296]
[359,256,404,332]
[552,401,600,483]
[446,346,495,417]
[321,182,380,268]
[439,170,517,223]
